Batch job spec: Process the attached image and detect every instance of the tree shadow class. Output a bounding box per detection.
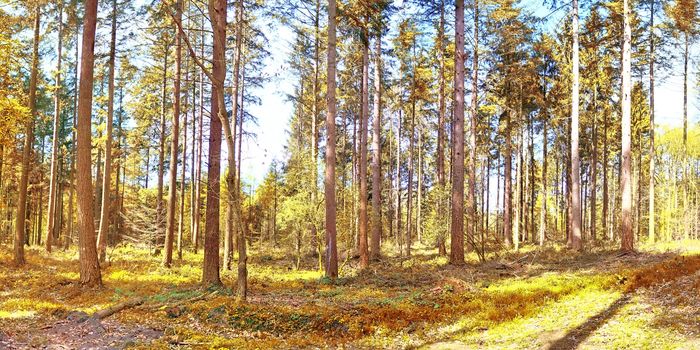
[545,294,631,350]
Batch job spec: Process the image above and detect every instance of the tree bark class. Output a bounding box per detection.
[468,0,479,254]
[590,86,598,241]
[504,112,513,248]
[370,33,382,261]
[324,0,339,279]
[46,1,64,253]
[157,41,169,251]
[97,0,118,262]
[76,0,102,286]
[620,0,634,252]
[450,0,465,265]
[358,32,370,269]
[15,5,41,266]
[570,0,582,251]
[648,0,656,243]
[164,0,182,268]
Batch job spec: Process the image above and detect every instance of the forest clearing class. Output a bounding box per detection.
[1,241,700,349]
[1,0,700,348]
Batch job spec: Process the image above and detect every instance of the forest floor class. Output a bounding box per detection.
[1,240,699,349]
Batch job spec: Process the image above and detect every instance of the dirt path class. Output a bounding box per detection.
[0,311,162,349]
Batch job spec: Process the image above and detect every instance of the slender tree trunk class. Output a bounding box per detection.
[324,0,339,279]
[312,0,322,265]
[603,94,609,240]
[570,0,582,251]
[539,114,547,246]
[682,33,689,240]
[178,54,189,261]
[46,1,64,253]
[164,0,182,267]
[406,99,415,257]
[436,2,447,255]
[76,0,102,286]
[468,0,479,256]
[450,0,465,265]
[370,33,382,261]
[620,0,633,252]
[358,33,370,268]
[504,112,513,248]
[15,5,41,266]
[648,0,656,243]
[417,132,423,244]
[193,24,204,253]
[590,87,598,241]
[395,110,402,255]
[157,42,169,251]
[97,0,118,262]
[514,129,522,250]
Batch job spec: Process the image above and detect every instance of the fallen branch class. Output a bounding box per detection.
[92,297,145,320]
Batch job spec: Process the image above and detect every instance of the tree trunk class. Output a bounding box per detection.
[620,0,633,252]
[76,0,102,286]
[590,86,598,241]
[358,33,369,269]
[504,112,513,248]
[15,5,41,266]
[97,0,118,262]
[324,0,339,279]
[570,0,582,251]
[648,0,656,243]
[157,41,169,252]
[539,113,547,246]
[46,1,64,253]
[370,33,382,261]
[193,23,204,253]
[395,110,402,255]
[164,0,182,268]
[450,0,465,265]
[468,0,479,256]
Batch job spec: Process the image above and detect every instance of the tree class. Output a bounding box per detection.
[450,0,465,265]
[324,0,339,279]
[97,0,119,262]
[76,0,103,286]
[14,4,41,266]
[164,0,182,268]
[46,0,64,253]
[570,0,583,251]
[620,0,634,252]
[370,30,382,261]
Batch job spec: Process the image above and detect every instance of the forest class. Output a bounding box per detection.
[0,0,699,348]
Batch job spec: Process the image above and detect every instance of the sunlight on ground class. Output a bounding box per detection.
[1,240,699,348]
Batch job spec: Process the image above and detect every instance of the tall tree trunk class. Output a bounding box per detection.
[450,0,465,265]
[46,1,63,253]
[539,113,547,246]
[504,111,513,248]
[620,0,634,252]
[648,0,656,243]
[682,33,689,240]
[590,86,598,241]
[570,0,582,251]
[312,0,322,266]
[45,0,63,253]
[370,33,382,261]
[15,5,41,266]
[178,53,189,261]
[324,0,339,279]
[358,33,369,268]
[193,22,204,253]
[394,110,402,255]
[406,100,415,257]
[157,41,169,251]
[436,1,447,256]
[164,0,182,268]
[468,0,479,256]
[76,0,102,286]
[97,0,118,262]
[603,94,609,240]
